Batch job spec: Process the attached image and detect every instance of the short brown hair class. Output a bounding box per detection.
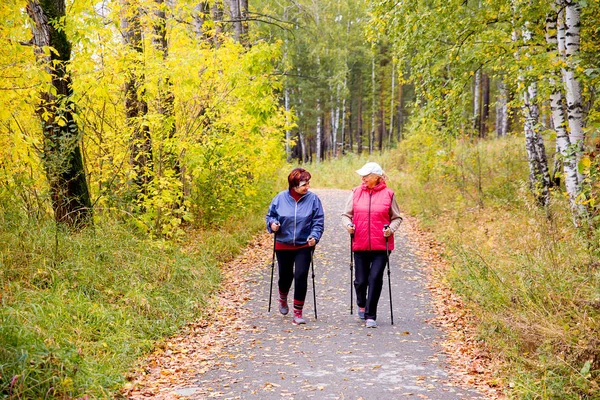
[288,168,311,189]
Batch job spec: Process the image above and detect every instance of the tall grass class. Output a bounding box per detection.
[385,133,600,399]
[0,209,265,399]
[301,152,401,189]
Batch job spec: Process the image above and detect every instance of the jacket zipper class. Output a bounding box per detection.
[368,191,372,251]
[293,201,298,245]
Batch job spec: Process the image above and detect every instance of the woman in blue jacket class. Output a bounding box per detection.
[266,168,325,325]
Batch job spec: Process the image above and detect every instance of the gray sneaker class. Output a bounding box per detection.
[279,300,289,315]
[365,319,377,328]
[357,307,365,320]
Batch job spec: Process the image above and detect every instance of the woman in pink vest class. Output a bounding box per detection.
[341,162,402,328]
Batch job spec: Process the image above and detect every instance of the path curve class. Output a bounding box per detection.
[126,189,491,399]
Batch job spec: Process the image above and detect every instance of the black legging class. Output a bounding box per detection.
[354,250,388,321]
[275,247,313,303]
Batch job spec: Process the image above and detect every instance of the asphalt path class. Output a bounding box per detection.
[179,189,482,399]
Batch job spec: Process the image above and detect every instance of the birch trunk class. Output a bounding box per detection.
[315,99,322,163]
[495,80,509,137]
[228,0,242,43]
[240,0,248,39]
[212,0,224,48]
[193,2,210,40]
[397,81,403,141]
[285,87,291,162]
[341,95,347,155]
[562,0,585,188]
[357,93,363,155]
[388,62,395,143]
[26,0,92,227]
[333,87,340,158]
[370,52,376,154]
[546,9,578,211]
[517,26,550,206]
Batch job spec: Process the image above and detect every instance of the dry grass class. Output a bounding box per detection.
[387,134,600,399]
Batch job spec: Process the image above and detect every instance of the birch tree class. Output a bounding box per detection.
[517,25,551,206]
[561,0,586,218]
[546,7,578,211]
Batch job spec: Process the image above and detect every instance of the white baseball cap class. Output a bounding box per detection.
[356,162,384,176]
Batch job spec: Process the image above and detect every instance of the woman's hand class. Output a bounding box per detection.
[346,224,355,235]
[383,226,392,237]
[307,237,316,246]
[271,222,280,232]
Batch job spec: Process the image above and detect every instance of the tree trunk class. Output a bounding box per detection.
[397,82,403,141]
[523,83,551,206]
[480,73,490,137]
[315,98,322,163]
[122,0,153,198]
[285,87,292,162]
[193,2,211,40]
[228,0,242,43]
[495,79,510,137]
[357,94,363,155]
[517,25,550,207]
[388,62,395,144]
[240,0,248,41]
[546,9,578,210]
[370,53,376,154]
[562,0,586,196]
[473,69,481,133]
[212,0,224,48]
[348,97,353,154]
[26,0,92,227]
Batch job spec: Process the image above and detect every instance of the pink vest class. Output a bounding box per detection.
[352,181,394,251]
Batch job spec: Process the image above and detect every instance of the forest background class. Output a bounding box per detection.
[1,0,600,398]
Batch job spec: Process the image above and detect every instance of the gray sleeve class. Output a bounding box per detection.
[388,193,403,232]
[341,192,354,227]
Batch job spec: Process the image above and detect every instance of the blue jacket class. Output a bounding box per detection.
[266,190,324,246]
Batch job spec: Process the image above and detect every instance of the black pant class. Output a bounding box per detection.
[354,251,388,321]
[276,247,312,303]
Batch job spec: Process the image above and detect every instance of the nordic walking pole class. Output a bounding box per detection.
[384,224,394,325]
[267,228,277,312]
[310,244,318,320]
[349,224,355,315]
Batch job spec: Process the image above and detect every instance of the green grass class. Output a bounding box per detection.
[0,211,265,399]
[292,152,402,190]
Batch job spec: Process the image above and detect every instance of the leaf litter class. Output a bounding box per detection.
[124,213,505,399]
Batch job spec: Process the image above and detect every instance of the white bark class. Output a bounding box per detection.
[370,53,375,154]
[495,80,509,137]
[285,87,291,162]
[389,61,395,143]
[562,0,585,186]
[228,0,242,42]
[516,24,551,206]
[333,86,340,158]
[316,98,321,163]
[341,72,348,155]
[547,8,579,214]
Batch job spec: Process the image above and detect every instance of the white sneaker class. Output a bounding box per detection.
[292,314,306,325]
[365,319,377,328]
